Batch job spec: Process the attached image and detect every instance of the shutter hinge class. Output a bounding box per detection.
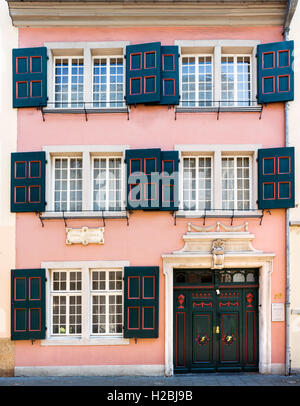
[45,159,48,164]
[256,158,258,162]
[124,55,126,59]
[255,53,257,58]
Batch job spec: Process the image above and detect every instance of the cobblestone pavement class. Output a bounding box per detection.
[0,373,300,386]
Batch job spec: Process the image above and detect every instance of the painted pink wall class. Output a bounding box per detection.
[15,26,286,367]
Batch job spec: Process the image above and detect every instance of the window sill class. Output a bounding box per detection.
[42,107,129,114]
[41,336,129,346]
[175,106,262,113]
[175,209,262,219]
[40,210,128,220]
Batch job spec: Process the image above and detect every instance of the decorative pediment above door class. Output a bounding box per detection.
[172,221,262,269]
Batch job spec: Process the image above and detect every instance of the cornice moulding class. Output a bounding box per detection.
[6,2,287,27]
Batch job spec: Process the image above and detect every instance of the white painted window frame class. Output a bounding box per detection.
[44,41,130,110]
[220,54,252,107]
[175,39,260,109]
[42,260,130,346]
[52,156,83,212]
[43,145,129,218]
[53,56,84,109]
[221,155,252,211]
[90,268,123,336]
[176,144,261,217]
[92,55,125,108]
[182,155,213,210]
[180,54,214,107]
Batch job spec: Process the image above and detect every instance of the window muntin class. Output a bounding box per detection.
[222,156,251,210]
[182,156,212,210]
[91,269,123,336]
[92,157,122,211]
[51,270,82,336]
[221,55,251,107]
[53,157,83,211]
[181,55,213,107]
[93,56,124,108]
[54,57,84,108]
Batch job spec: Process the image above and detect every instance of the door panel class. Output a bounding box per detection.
[173,269,259,373]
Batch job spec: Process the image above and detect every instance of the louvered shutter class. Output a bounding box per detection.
[257,41,294,104]
[124,266,159,338]
[126,149,161,210]
[11,269,46,340]
[160,151,179,210]
[160,46,180,105]
[13,47,48,108]
[125,42,161,105]
[11,151,46,213]
[258,147,295,209]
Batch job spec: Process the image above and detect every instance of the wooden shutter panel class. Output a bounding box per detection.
[11,269,46,340]
[125,42,161,105]
[159,46,180,105]
[13,47,48,108]
[257,40,294,104]
[126,149,161,210]
[160,150,179,210]
[124,266,159,338]
[11,151,46,213]
[258,147,295,209]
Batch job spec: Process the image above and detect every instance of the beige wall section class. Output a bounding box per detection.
[0,1,17,375]
[289,2,300,372]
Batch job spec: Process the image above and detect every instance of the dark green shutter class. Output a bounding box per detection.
[258,147,295,209]
[160,151,179,210]
[13,47,48,108]
[257,40,294,104]
[11,269,46,340]
[125,42,161,105]
[124,266,159,338]
[126,149,161,210]
[159,46,179,105]
[11,151,46,213]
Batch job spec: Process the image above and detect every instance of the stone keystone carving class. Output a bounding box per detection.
[211,239,225,269]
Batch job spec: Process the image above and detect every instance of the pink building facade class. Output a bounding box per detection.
[6,0,297,376]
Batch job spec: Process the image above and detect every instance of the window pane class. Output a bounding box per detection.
[93,157,122,211]
[183,157,212,210]
[54,158,82,212]
[181,56,213,107]
[93,57,124,108]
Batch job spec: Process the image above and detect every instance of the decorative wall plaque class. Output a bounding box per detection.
[66,226,104,246]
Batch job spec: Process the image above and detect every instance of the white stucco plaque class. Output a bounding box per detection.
[66,226,104,246]
[272,303,285,322]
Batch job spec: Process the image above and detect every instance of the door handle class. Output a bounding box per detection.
[216,326,220,334]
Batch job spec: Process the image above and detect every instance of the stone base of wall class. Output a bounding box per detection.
[0,339,14,377]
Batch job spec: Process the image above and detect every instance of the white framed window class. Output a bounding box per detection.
[53,157,83,211]
[92,157,122,211]
[54,57,84,108]
[181,55,213,107]
[51,269,82,336]
[182,156,212,210]
[91,269,123,335]
[221,156,251,210]
[177,144,259,215]
[176,40,259,109]
[45,146,127,215]
[93,56,125,108]
[46,42,129,110]
[43,261,129,346]
[221,55,251,107]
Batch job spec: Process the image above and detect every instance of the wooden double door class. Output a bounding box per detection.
[174,269,259,373]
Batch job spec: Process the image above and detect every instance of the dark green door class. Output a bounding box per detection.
[174,269,259,373]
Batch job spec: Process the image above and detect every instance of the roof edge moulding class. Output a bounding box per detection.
[5,0,291,28]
